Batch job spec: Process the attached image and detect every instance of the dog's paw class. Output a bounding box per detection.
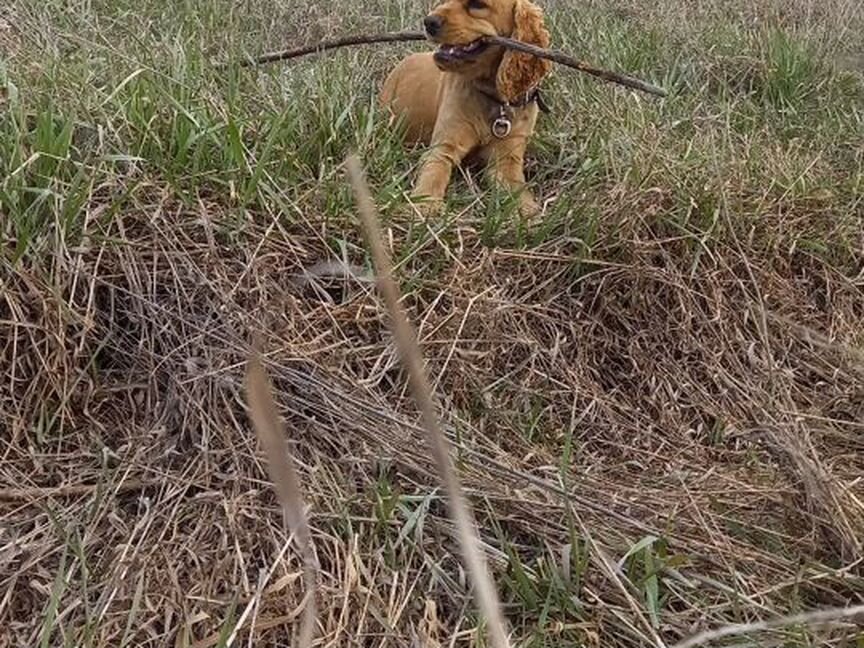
[408,195,444,218]
[518,193,541,220]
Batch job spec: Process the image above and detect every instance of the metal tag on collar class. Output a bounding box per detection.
[491,104,512,139]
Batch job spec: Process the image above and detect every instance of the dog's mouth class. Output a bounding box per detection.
[433,39,489,63]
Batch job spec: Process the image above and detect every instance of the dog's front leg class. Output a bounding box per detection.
[412,123,477,215]
[486,136,539,218]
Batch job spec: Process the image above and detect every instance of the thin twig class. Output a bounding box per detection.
[484,34,667,97]
[233,31,667,97]
[245,348,317,647]
[670,603,864,648]
[236,31,426,67]
[0,480,150,501]
[345,153,512,648]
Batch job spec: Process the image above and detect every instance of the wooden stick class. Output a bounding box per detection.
[345,153,512,648]
[236,31,426,67]
[484,34,667,97]
[233,31,667,98]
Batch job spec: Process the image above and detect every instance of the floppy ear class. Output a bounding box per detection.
[496,0,552,103]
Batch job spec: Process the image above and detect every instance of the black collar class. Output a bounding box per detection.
[475,84,550,114]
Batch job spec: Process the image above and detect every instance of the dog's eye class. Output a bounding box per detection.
[467,0,487,9]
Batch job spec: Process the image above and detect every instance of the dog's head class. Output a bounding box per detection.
[423,0,551,102]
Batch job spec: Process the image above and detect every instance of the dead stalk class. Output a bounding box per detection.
[245,349,318,647]
[670,604,864,648]
[345,153,512,648]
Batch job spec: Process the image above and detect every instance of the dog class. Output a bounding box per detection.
[380,0,552,217]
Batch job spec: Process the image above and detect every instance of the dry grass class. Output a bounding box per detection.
[1,0,864,646]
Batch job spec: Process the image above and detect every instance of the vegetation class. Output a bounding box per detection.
[1,0,862,646]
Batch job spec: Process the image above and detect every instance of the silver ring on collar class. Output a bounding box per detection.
[491,105,512,139]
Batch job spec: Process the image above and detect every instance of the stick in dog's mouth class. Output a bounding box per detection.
[235,31,669,98]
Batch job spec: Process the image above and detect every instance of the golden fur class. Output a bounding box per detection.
[380,0,551,216]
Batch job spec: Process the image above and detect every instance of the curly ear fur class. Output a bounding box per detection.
[496,0,552,103]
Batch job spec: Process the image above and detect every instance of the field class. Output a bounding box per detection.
[2,0,864,646]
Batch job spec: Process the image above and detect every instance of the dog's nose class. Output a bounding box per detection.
[423,15,443,37]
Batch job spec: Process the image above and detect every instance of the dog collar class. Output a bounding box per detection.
[476,85,549,139]
[507,88,548,111]
[476,85,549,112]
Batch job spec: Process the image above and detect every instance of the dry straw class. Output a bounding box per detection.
[239,157,864,648]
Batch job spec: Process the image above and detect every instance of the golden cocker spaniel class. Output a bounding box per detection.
[380,0,552,217]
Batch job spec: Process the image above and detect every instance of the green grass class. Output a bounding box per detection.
[4,0,861,264]
[2,0,864,646]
